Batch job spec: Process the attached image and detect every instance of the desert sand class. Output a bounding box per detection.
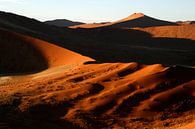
[0,11,195,129]
[0,59,195,129]
[134,24,195,40]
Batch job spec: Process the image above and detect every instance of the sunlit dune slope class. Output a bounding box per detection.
[108,13,177,28]
[0,62,194,129]
[134,24,195,40]
[70,23,108,29]
[0,29,93,74]
[71,13,176,29]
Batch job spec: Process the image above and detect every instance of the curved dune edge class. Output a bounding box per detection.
[22,36,94,68]
[0,29,94,74]
[0,62,194,129]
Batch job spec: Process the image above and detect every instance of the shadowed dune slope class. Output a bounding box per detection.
[0,11,84,47]
[0,29,93,74]
[0,62,194,129]
[45,19,84,27]
[73,27,195,66]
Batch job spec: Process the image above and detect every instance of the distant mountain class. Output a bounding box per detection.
[45,19,84,27]
[72,13,177,28]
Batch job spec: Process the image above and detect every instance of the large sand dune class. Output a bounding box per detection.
[71,13,176,29]
[0,29,93,74]
[1,11,195,66]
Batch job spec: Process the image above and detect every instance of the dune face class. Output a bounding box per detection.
[108,13,177,28]
[0,29,47,74]
[135,24,195,40]
[45,19,84,27]
[0,63,194,129]
[0,29,93,75]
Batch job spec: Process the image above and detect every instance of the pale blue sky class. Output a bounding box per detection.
[0,0,194,23]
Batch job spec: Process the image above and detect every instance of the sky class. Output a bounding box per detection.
[0,0,195,23]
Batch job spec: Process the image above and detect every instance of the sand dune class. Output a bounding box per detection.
[0,62,194,129]
[0,29,93,74]
[71,13,176,29]
[0,11,195,129]
[1,11,195,66]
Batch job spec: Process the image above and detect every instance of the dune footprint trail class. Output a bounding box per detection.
[0,61,194,129]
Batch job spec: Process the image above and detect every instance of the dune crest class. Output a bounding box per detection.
[71,12,176,29]
[116,13,145,23]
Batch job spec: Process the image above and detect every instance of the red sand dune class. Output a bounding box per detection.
[1,11,195,66]
[0,29,93,74]
[71,13,176,29]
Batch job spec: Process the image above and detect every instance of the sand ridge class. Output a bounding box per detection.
[71,13,176,29]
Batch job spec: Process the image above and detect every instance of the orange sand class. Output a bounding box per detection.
[0,62,194,129]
